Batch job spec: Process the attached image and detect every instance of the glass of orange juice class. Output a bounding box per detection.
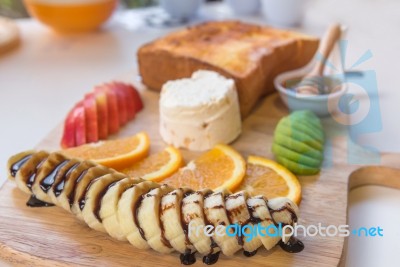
[24,0,117,33]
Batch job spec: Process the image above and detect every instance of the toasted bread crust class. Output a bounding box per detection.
[138,21,319,117]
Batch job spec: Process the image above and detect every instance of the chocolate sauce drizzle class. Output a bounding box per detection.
[26,195,54,207]
[10,155,32,177]
[180,190,195,247]
[203,251,220,265]
[68,169,89,207]
[245,203,263,225]
[26,158,47,190]
[40,160,68,193]
[279,236,304,253]
[92,181,119,222]
[200,191,222,264]
[158,190,173,249]
[243,250,258,257]
[26,173,36,190]
[224,193,243,246]
[78,176,102,211]
[53,162,79,197]
[180,249,196,265]
[269,204,298,224]
[267,201,304,253]
[134,194,147,241]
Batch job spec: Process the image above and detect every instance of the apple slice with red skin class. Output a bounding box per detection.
[105,82,128,127]
[60,81,143,148]
[94,90,108,140]
[112,81,136,120]
[95,85,119,135]
[60,108,76,148]
[126,83,143,112]
[113,81,136,120]
[74,101,87,146]
[121,83,143,113]
[84,93,99,143]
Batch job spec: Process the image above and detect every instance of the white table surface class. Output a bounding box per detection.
[1,1,400,266]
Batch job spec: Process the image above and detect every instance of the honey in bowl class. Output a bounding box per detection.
[24,0,117,33]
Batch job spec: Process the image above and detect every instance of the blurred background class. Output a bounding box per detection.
[0,0,220,18]
[0,0,29,18]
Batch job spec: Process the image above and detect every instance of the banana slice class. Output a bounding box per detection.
[81,172,127,232]
[48,159,80,206]
[138,184,175,254]
[7,150,34,181]
[31,153,69,203]
[204,190,241,256]
[267,197,299,243]
[160,188,195,254]
[100,177,143,240]
[246,196,280,250]
[118,180,160,249]
[70,165,113,220]
[225,191,262,254]
[14,151,49,195]
[182,189,219,255]
[7,150,304,264]
[56,161,97,212]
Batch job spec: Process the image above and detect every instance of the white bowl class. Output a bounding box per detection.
[274,66,347,117]
[275,27,348,117]
[227,0,260,15]
[159,0,203,19]
[260,0,305,27]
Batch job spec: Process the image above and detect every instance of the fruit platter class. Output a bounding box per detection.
[1,20,400,267]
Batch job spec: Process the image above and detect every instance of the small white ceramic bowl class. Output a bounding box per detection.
[159,0,203,19]
[227,0,260,15]
[274,64,347,117]
[260,0,305,26]
[275,27,348,117]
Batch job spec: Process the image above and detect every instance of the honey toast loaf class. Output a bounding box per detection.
[138,21,319,117]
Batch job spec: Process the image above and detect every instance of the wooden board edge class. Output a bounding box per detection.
[338,154,400,266]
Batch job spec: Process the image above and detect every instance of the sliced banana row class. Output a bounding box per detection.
[7,150,301,265]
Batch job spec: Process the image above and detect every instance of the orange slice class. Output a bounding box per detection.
[161,144,246,191]
[237,155,302,205]
[121,146,184,182]
[61,132,150,170]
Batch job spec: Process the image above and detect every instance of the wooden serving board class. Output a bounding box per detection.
[1,76,399,267]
